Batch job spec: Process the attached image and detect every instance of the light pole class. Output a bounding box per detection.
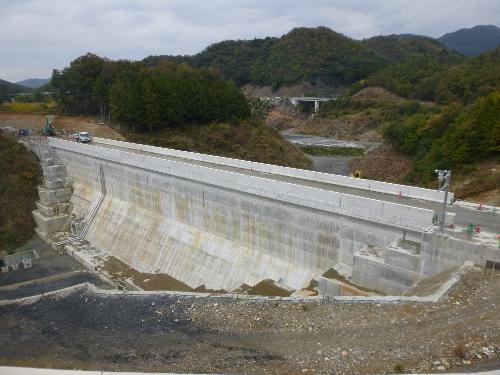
[435,169,451,233]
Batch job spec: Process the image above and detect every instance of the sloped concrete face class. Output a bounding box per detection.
[55,148,406,291]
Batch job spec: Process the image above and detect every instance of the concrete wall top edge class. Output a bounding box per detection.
[92,137,453,204]
[49,138,434,231]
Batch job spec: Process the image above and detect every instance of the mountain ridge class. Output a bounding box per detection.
[438,25,500,56]
[144,27,461,91]
[15,78,50,89]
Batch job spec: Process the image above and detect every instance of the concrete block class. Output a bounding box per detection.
[45,177,73,189]
[352,248,426,295]
[22,258,32,269]
[383,244,420,271]
[33,210,72,233]
[318,276,341,297]
[42,164,67,179]
[419,231,500,276]
[42,157,59,166]
[37,186,73,205]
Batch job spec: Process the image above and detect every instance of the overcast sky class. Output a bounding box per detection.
[1,0,499,82]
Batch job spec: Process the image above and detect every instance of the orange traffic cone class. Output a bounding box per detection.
[476,224,481,233]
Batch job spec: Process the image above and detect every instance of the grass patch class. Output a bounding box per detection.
[393,363,405,373]
[124,118,312,169]
[453,342,467,359]
[301,304,312,312]
[0,101,56,113]
[302,145,365,157]
[0,132,42,253]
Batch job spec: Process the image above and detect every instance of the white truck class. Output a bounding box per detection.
[72,132,93,143]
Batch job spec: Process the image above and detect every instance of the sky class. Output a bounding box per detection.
[1,0,499,82]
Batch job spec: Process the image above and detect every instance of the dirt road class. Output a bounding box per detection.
[0,112,123,140]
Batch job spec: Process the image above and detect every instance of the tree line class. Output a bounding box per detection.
[51,53,250,131]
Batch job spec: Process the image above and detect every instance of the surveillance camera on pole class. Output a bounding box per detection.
[435,170,451,233]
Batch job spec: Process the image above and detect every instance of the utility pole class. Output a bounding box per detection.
[435,169,451,233]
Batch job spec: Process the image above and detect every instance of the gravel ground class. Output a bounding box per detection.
[0,271,111,299]
[0,267,498,374]
[0,237,85,287]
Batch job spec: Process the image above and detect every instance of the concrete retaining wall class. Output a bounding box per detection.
[94,137,454,204]
[48,139,425,291]
[50,138,434,232]
[419,231,500,276]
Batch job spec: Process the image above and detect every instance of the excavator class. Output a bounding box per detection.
[41,115,55,136]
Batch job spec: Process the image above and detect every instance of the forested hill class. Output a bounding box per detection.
[0,79,29,102]
[144,27,462,90]
[356,46,500,103]
[438,25,500,56]
[51,54,250,131]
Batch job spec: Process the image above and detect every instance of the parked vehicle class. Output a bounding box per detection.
[74,132,93,143]
[17,128,30,136]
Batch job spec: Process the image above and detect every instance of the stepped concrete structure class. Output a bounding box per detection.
[28,137,500,296]
[31,142,74,241]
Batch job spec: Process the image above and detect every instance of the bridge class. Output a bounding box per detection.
[29,137,500,296]
[289,96,334,112]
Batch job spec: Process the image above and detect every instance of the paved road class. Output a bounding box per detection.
[84,140,499,233]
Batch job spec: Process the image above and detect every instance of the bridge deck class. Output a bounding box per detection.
[86,140,498,232]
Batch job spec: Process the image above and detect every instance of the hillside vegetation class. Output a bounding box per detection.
[52,54,250,130]
[50,53,310,168]
[0,79,29,103]
[0,132,41,253]
[144,27,461,91]
[125,119,311,169]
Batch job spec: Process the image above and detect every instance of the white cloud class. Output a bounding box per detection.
[0,0,498,81]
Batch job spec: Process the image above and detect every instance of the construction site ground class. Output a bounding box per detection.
[0,112,123,140]
[0,242,499,375]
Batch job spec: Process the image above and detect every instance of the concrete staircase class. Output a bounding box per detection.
[352,239,426,295]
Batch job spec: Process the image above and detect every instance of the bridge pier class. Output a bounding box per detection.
[314,100,320,113]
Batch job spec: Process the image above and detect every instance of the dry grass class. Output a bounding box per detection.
[0,101,56,113]
[125,119,312,169]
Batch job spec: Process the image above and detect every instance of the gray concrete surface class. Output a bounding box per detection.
[36,138,498,294]
[87,138,499,232]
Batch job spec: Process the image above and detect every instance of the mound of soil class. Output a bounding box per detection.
[352,87,405,102]
[349,145,412,183]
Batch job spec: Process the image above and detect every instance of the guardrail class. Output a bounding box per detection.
[93,137,454,204]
